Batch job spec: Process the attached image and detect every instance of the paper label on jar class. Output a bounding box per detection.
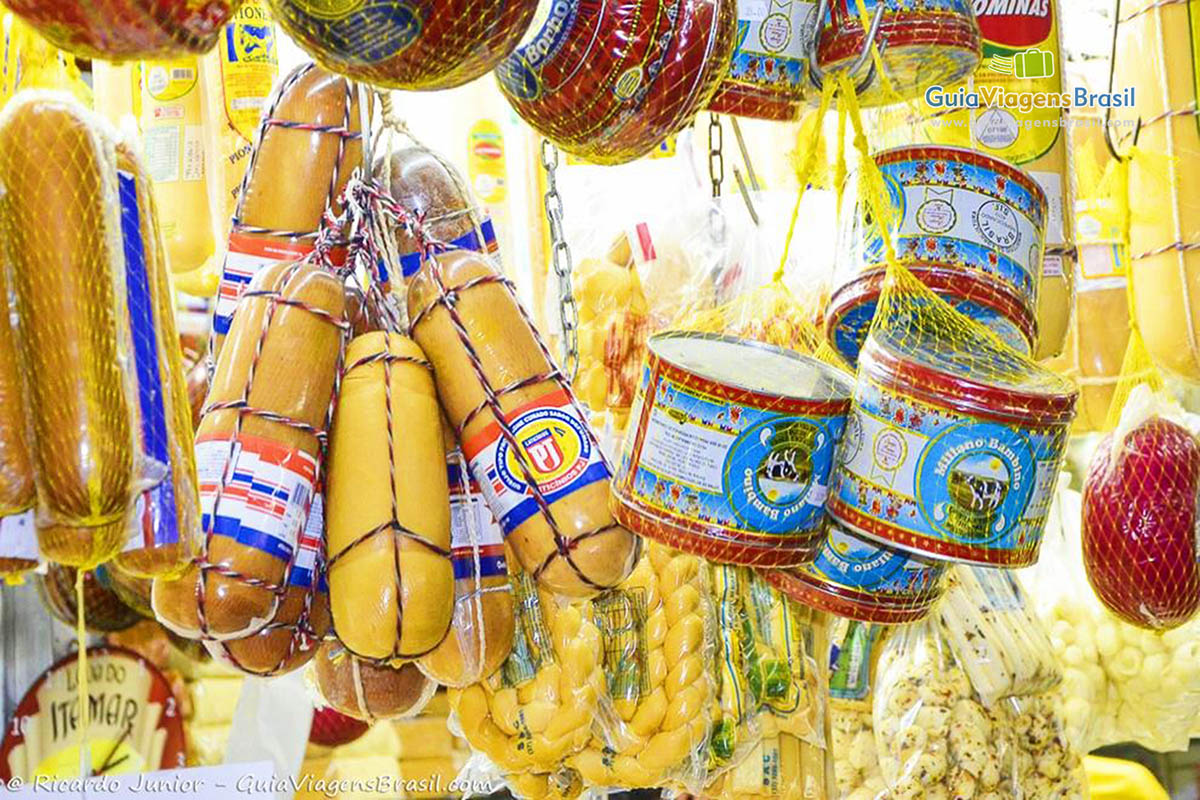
[195,433,318,565]
[803,526,943,596]
[448,459,507,579]
[624,364,843,537]
[728,0,817,88]
[0,510,37,561]
[213,232,346,336]
[118,169,180,550]
[463,388,610,536]
[831,375,1064,561]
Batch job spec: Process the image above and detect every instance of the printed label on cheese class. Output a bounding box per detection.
[288,492,323,589]
[448,459,507,580]
[214,232,346,335]
[828,621,878,701]
[1076,243,1128,292]
[831,374,1065,561]
[0,510,37,561]
[220,1,278,142]
[144,126,181,183]
[1031,170,1064,246]
[501,572,556,687]
[592,587,649,702]
[728,0,816,90]
[195,433,318,564]
[118,170,179,549]
[463,389,610,536]
[146,61,198,102]
[1041,253,1064,278]
[398,217,498,278]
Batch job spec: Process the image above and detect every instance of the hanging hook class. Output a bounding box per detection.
[806,0,887,95]
[1103,0,1142,161]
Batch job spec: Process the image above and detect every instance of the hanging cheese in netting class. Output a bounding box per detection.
[705,0,818,121]
[826,105,1078,567]
[867,0,1074,360]
[814,0,981,107]
[1112,0,1200,380]
[269,0,538,90]
[313,641,438,722]
[4,0,241,60]
[568,543,713,789]
[449,571,604,780]
[614,331,851,567]
[827,144,1044,367]
[496,0,737,164]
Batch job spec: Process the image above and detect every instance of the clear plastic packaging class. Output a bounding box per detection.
[828,620,889,800]
[4,0,239,60]
[419,431,515,687]
[569,542,713,789]
[1081,385,1200,631]
[0,91,160,569]
[270,0,538,90]
[496,0,736,164]
[449,570,605,776]
[873,621,1087,800]
[326,331,455,661]
[937,566,1062,706]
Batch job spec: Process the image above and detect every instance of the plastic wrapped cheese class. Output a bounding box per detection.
[873,621,1087,800]
[829,621,888,800]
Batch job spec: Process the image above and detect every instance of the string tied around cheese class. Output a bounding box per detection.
[324,335,455,664]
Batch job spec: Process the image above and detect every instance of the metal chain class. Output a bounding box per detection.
[540,139,580,382]
[708,113,724,198]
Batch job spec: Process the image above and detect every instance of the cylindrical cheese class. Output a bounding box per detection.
[112,142,202,578]
[327,332,454,662]
[0,92,139,568]
[206,578,330,676]
[314,642,437,722]
[153,261,346,640]
[1116,0,1200,379]
[408,249,639,598]
[210,64,364,359]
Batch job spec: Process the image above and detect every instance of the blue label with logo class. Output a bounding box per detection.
[804,525,945,595]
[281,0,423,65]
[496,0,580,100]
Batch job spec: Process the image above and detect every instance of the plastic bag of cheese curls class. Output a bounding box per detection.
[449,569,605,776]
[704,565,766,776]
[1022,477,1200,753]
[937,566,1061,707]
[873,620,1087,800]
[828,620,889,800]
[569,543,713,789]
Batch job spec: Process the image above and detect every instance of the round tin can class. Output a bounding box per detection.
[828,330,1077,566]
[825,266,1037,366]
[613,332,853,566]
[816,0,981,105]
[706,0,819,121]
[838,145,1049,323]
[765,524,947,623]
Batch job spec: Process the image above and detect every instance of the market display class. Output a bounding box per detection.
[7,1,1200,797]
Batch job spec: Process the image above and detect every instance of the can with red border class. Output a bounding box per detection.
[816,0,980,105]
[825,265,1037,366]
[706,0,818,121]
[613,332,853,566]
[828,329,1076,566]
[838,145,1049,323]
[765,524,947,623]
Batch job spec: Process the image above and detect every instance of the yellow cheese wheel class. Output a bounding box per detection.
[327,332,454,661]
[1116,0,1200,378]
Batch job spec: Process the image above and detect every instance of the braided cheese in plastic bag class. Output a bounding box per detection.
[570,543,711,789]
[450,570,603,775]
[873,621,1087,800]
[705,565,764,774]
